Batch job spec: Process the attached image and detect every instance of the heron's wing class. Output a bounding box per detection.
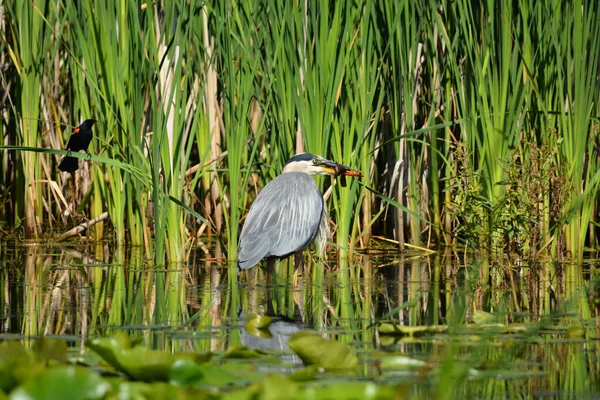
[238,173,323,269]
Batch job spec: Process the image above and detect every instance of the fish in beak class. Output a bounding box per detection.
[334,163,363,187]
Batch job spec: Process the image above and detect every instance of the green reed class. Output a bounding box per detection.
[551,0,600,261]
[9,1,47,236]
[209,0,264,278]
[379,0,424,248]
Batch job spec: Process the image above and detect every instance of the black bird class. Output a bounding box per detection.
[58,119,96,173]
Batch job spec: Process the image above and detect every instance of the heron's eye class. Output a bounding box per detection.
[312,159,318,165]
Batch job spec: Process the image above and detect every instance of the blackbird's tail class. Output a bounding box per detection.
[58,156,79,173]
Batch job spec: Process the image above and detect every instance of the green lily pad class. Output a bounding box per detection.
[472,310,498,325]
[31,337,68,364]
[112,381,206,400]
[376,322,448,337]
[0,342,27,391]
[169,359,240,387]
[566,325,586,339]
[502,323,528,334]
[303,382,397,399]
[289,365,318,381]
[221,346,264,360]
[287,332,358,371]
[111,331,142,349]
[244,314,274,332]
[223,374,299,400]
[376,322,400,335]
[9,365,110,400]
[259,375,300,399]
[377,354,427,370]
[86,337,128,373]
[87,336,210,381]
[0,342,39,393]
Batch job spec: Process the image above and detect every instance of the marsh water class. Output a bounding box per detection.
[1,240,599,398]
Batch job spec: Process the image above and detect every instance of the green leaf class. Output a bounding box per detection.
[244,314,274,337]
[502,323,528,334]
[566,326,586,339]
[169,359,240,387]
[376,322,448,337]
[376,322,400,335]
[303,382,397,400]
[0,341,46,392]
[223,375,299,400]
[87,336,209,381]
[221,346,264,360]
[0,342,34,392]
[289,366,318,382]
[377,354,427,370]
[472,310,498,325]
[9,366,110,400]
[31,338,68,364]
[287,332,358,371]
[110,381,206,400]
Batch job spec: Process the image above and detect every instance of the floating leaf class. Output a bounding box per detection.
[112,381,205,400]
[31,337,68,364]
[244,314,274,331]
[376,322,400,335]
[112,331,142,349]
[86,337,129,373]
[378,336,397,347]
[221,346,264,360]
[0,341,33,392]
[259,375,300,399]
[377,355,427,370]
[377,322,448,337]
[566,326,586,339]
[303,382,397,400]
[169,359,240,387]
[87,337,209,381]
[9,366,110,400]
[121,348,204,381]
[288,332,358,371]
[223,374,299,400]
[472,310,498,325]
[289,365,318,382]
[502,323,528,334]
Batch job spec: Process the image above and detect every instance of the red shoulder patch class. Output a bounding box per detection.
[73,127,80,134]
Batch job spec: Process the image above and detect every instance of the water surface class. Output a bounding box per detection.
[1,240,598,397]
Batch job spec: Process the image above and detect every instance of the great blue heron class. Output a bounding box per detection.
[237,153,361,278]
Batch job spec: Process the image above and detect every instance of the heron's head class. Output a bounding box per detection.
[282,153,362,183]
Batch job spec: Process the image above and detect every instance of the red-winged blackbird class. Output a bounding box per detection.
[58,119,96,173]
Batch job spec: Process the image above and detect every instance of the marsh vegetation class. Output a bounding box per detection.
[0,0,599,398]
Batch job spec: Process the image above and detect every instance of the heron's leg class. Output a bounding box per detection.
[294,251,304,272]
[248,266,259,286]
[266,258,277,316]
[266,258,276,287]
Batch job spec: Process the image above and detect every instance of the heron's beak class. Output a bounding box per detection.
[315,159,363,187]
[314,159,340,175]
